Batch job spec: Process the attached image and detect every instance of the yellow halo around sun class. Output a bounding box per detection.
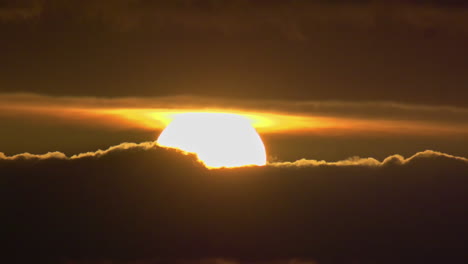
[156,112,267,168]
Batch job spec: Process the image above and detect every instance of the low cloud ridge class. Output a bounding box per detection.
[271,150,468,167]
[1,141,467,167]
[1,142,468,263]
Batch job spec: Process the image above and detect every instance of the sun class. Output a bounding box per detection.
[156,112,267,168]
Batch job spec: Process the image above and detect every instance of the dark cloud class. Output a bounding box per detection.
[0,0,42,20]
[62,258,318,264]
[63,258,317,264]
[1,0,468,36]
[1,143,468,263]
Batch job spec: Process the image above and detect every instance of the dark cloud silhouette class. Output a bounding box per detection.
[60,258,318,264]
[1,143,467,263]
[62,258,318,264]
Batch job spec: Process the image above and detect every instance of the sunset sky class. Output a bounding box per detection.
[1,1,468,264]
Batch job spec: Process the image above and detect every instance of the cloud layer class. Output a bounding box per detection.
[2,0,468,37]
[1,93,467,136]
[271,149,468,167]
[2,140,467,168]
[62,258,318,264]
[1,142,468,263]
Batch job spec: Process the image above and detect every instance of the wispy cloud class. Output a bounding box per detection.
[0,93,467,136]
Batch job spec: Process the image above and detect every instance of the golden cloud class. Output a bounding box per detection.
[0,93,467,137]
[1,141,466,169]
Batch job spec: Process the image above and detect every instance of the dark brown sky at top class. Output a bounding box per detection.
[1,0,468,106]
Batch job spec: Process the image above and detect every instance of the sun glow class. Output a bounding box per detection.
[157,113,267,168]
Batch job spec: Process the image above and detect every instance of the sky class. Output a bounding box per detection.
[1,0,468,263]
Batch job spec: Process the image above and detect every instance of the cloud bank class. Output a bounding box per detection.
[1,141,467,168]
[271,149,468,167]
[1,142,468,264]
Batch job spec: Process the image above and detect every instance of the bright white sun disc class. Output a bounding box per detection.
[156,113,267,168]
